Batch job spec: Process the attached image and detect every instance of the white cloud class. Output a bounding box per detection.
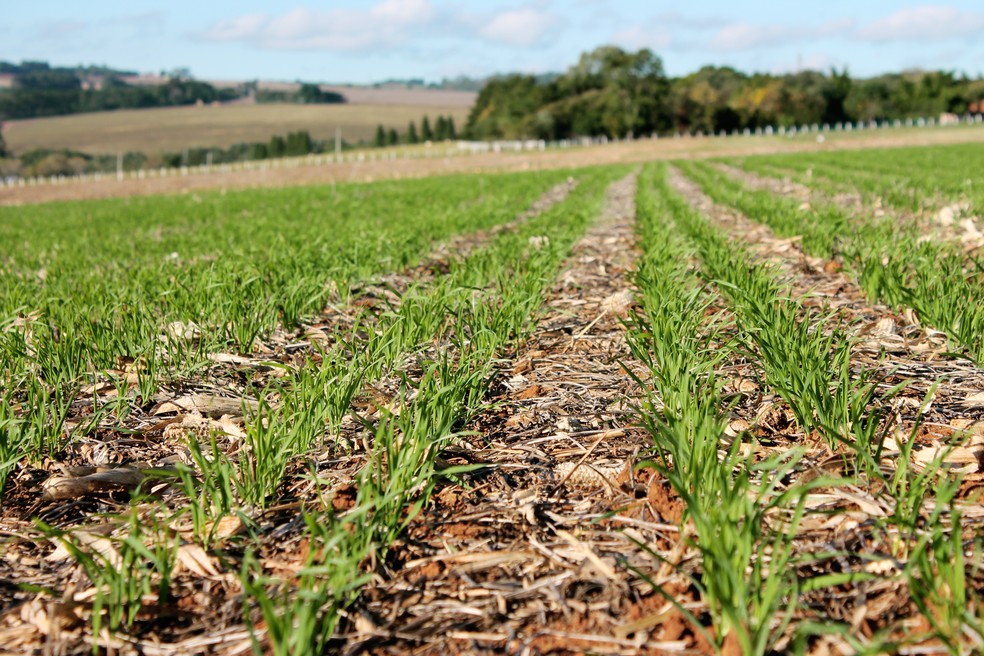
[200,0,436,51]
[710,23,788,51]
[372,0,435,25]
[710,18,854,51]
[203,14,272,42]
[611,25,673,51]
[650,12,728,30]
[200,2,560,52]
[477,8,559,47]
[858,5,984,43]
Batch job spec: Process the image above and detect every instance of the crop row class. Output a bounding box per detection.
[628,162,981,653]
[679,160,984,364]
[1,166,627,652]
[731,142,984,214]
[0,170,575,491]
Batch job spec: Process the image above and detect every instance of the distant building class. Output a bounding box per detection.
[119,73,168,87]
[0,73,15,89]
[80,75,105,91]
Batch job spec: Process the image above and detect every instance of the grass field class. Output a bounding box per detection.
[2,102,473,155]
[1,142,984,654]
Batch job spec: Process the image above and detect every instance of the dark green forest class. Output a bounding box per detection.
[0,62,343,120]
[0,63,239,119]
[464,46,984,140]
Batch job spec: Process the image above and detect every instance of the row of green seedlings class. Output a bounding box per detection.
[732,156,930,214]
[0,170,572,493]
[679,160,984,365]
[734,143,984,216]
[626,162,982,654]
[40,167,626,654]
[802,144,984,212]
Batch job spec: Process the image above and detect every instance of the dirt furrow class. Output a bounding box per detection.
[717,162,984,250]
[340,172,691,655]
[671,165,952,361]
[668,164,984,477]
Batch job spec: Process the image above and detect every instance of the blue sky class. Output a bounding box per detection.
[3,1,984,83]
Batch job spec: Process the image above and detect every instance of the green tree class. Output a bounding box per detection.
[284,130,313,156]
[374,124,387,147]
[297,83,323,103]
[387,128,399,146]
[300,84,344,104]
[821,67,852,124]
[540,46,671,138]
[0,123,7,158]
[446,115,457,139]
[464,47,671,140]
[249,143,269,160]
[15,68,80,90]
[420,115,433,141]
[406,120,419,144]
[466,74,544,139]
[269,135,286,158]
[434,116,448,140]
[846,79,892,121]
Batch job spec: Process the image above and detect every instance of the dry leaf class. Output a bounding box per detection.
[960,392,984,409]
[207,515,245,541]
[43,466,148,500]
[177,544,220,577]
[208,353,253,365]
[912,445,982,473]
[601,290,634,317]
[164,320,201,342]
[154,394,258,418]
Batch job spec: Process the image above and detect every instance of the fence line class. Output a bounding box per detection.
[3,113,983,190]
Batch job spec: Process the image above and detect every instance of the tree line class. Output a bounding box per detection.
[249,82,345,105]
[0,61,345,120]
[0,65,241,119]
[373,114,457,147]
[465,46,984,140]
[4,113,459,178]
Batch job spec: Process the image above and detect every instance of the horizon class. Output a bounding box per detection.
[3,1,984,85]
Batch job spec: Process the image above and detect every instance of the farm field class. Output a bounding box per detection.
[2,102,473,156]
[1,142,984,654]
[4,122,984,207]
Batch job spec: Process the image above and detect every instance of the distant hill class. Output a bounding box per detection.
[0,60,479,120]
[3,102,472,156]
[203,79,476,108]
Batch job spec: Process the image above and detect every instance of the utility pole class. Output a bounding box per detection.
[116,152,123,181]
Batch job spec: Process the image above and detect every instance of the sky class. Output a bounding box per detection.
[3,1,983,83]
